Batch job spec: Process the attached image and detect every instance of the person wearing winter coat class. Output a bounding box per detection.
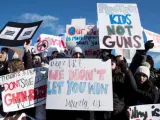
[0,47,24,118]
[96,50,129,120]
[126,62,159,106]
[72,46,85,58]
[24,41,47,120]
[2,58,35,119]
[0,47,20,76]
[129,40,160,89]
[129,40,154,75]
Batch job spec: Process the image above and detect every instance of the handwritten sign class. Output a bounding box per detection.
[0,67,48,112]
[46,59,113,111]
[97,3,144,49]
[66,19,99,58]
[144,29,160,52]
[38,34,65,54]
[35,39,50,54]
[129,104,160,120]
[0,21,42,46]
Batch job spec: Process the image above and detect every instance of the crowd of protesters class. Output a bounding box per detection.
[0,39,159,120]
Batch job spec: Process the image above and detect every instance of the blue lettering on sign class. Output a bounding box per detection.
[109,14,132,25]
[67,80,86,95]
[68,27,76,35]
[88,82,108,95]
[47,81,64,95]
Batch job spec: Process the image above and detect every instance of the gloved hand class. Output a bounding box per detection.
[101,51,110,62]
[145,40,154,51]
[101,49,112,55]
[119,61,128,73]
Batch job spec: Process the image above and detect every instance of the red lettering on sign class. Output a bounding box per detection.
[4,85,47,106]
[69,69,93,81]
[49,70,64,80]
[3,80,19,91]
[50,39,65,48]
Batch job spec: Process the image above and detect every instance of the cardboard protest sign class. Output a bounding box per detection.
[0,67,48,112]
[0,21,42,46]
[35,34,65,54]
[129,104,160,120]
[66,22,99,58]
[46,59,113,111]
[115,49,136,63]
[97,3,144,50]
[35,39,50,54]
[144,29,160,52]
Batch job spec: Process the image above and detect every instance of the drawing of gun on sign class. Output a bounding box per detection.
[34,39,50,54]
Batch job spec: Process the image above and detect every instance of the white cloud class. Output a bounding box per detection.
[19,13,65,35]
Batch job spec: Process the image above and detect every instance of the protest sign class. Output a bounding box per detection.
[129,104,160,120]
[97,3,144,49]
[0,67,48,112]
[66,22,99,58]
[0,21,42,46]
[144,29,160,52]
[35,34,65,54]
[35,39,50,54]
[46,59,113,111]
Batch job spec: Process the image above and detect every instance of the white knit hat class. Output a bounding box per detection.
[141,62,151,69]
[135,66,150,79]
[72,46,83,55]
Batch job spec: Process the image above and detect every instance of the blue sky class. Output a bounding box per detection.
[0,0,160,68]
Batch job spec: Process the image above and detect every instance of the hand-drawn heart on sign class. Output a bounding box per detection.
[0,21,43,46]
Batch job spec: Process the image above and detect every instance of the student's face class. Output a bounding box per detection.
[72,53,84,58]
[52,51,58,57]
[136,73,148,85]
[0,51,7,62]
[33,56,41,65]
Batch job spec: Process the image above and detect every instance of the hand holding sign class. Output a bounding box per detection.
[24,40,32,50]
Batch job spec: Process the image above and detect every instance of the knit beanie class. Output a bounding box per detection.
[135,62,150,79]
[72,46,83,55]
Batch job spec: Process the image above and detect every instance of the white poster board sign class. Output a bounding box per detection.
[144,29,160,52]
[46,59,113,111]
[35,34,65,54]
[0,67,48,112]
[129,104,160,120]
[97,3,144,50]
[66,24,99,58]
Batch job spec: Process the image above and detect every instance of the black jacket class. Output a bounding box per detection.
[125,70,159,106]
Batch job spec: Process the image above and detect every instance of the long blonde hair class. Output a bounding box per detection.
[8,59,25,73]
